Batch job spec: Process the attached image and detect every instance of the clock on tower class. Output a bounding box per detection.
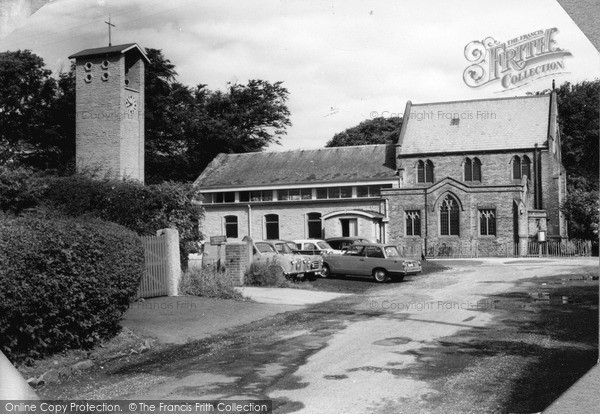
[68,43,149,183]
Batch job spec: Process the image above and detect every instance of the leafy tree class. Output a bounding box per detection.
[561,187,599,240]
[553,80,599,191]
[144,48,291,183]
[326,116,402,147]
[534,80,600,239]
[0,50,56,165]
[0,50,75,172]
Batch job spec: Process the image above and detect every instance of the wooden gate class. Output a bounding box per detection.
[137,235,170,299]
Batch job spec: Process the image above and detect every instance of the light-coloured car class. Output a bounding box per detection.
[321,243,422,282]
[252,240,323,280]
[293,239,343,255]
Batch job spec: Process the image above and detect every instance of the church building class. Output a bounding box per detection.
[195,93,568,256]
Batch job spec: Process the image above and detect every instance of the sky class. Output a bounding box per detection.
[1,0,599,151]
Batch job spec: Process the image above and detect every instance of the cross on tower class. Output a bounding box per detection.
[104,16,115,46]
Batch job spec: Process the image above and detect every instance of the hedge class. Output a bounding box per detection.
[40,174,203,266]
[0,213,145,363]
[0,167,203,266]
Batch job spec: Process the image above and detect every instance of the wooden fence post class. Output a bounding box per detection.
[156,228,181,296]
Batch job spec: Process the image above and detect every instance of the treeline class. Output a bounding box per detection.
[0,48,292,183]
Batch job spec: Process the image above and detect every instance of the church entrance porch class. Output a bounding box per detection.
[322,210,385,242]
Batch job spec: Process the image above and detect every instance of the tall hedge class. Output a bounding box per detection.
[40,175,203,264]
[0,214,145,363]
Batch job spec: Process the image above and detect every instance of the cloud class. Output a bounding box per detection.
[1,0,598,152]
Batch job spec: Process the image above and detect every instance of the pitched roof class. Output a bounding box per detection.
[398,94,552,155]
[68,43,150,63]
[195,145,397,189]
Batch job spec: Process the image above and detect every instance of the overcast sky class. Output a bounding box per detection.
[1,0,598,151]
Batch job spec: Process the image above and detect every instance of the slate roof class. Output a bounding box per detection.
[399,94,552,155]
[68,43,150,63]
[195,145,397,189]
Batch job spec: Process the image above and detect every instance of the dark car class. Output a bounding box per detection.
[325,236,373,251]
[322,243,422,282]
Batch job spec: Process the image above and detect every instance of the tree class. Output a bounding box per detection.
[534,80,600,239]
[144,48,292,183]
[0,50,56,165]
[0,50,75,172]
[326,116,402,147]
[554,80,599,191]
[561,187,599,240]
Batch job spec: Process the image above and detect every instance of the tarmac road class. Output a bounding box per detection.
[42,257,598,413]
[266,257,597,413]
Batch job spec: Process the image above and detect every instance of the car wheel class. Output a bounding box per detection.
[321,264,333,278]
[372,268,388,283]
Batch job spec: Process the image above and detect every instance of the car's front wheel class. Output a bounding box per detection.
[372,268,388,283]
[321,264,333,278]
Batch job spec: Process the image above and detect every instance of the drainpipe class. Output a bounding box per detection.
[424,191,428,258]
[533,144,539,209]
[384,198,390,243]
[536,147,543,209]
[247,205,252,238]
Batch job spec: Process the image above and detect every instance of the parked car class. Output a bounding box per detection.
[321,243,422,282]
[293,239,343,255]
[252,240,323,280]
[325,236,373,251]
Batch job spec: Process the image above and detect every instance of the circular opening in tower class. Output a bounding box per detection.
[84,73,93,83]
[101,72,110,81]
[84,62,93,71]
[101,60,109,69]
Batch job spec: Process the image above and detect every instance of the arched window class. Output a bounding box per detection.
[440,195,460,236]
[417,159,434,183]
[479,209,496,236]
[472,158,481,181]
[512,155,522,180]
[417,160,425,182]
[464,157,482,182]
[405,210,421,236]
[224,215,238,238]
[464,158,472,181]
[521,155,531,179]
[265,214,279,240]
[307,212,322,239]
[426,160,434,182]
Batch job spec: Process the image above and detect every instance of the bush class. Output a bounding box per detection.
[244,261,287,287]
[0,213,144,363]
[40,174,203,265]
[179,266,242,300]
[0,166,46,214]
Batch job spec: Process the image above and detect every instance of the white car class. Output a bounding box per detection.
[293,239,343,255]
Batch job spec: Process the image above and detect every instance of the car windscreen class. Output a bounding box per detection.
[317,241,332,249]
[384,246,400,257]
[255,243,276,253]
[275,243,292,253]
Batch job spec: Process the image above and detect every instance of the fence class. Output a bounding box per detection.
[418,239,592,259]
[136,228,182,299]
[520,239,593,258]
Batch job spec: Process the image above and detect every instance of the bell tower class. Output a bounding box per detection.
[68,43,149,182]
